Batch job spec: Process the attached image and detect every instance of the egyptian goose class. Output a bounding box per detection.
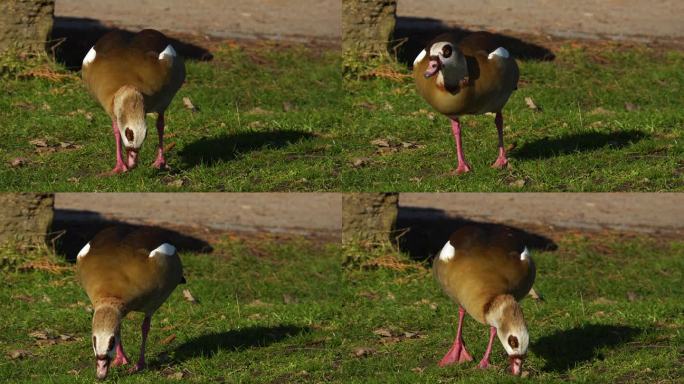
[76,227,185,379]
[414,32,519,174]
[82,29,185,174]
[432,225,535,375]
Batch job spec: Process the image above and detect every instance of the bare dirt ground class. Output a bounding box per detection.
[54,0,340,42]
[398,0,684,43]
[400,193,684,236]
[55,193,342,237]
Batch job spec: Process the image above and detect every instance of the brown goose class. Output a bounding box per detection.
[414,32,519,174]
[76,227,185,379]
[433,226,535,375]
[82,29,185,174]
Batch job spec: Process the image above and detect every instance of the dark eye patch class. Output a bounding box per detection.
[107,336,115,351]
[508,335,519,349]
[442,45,453,58]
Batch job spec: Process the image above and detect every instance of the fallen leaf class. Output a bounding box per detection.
[182,97,198,112]
[355,101,377,111]
[358,291,380,300]
[182,289,198,304]
[589,107,614,116]
[524,97,541,111]
[409,177,422,182]
[9,157,29,168]
[29,139,48,147]
[283,294,297,304]
[624,102,640,111]
[7,349,32,360]
[163,142,176,152]
[370,139,390,148]
[411,367,425,373]
[509,179,526,188]
[627,292,639,302]
[67,177,80,183]
[372,328,393,338]
[521,371,530,378]
[282,101,294,112]
[246,107,271,115]
[594,310,606,317]
[351,158,369,168]
[12,294,34,302]
[29,330,50,340]
[592,297,617,305]
[352,347,375,357]
[167,179,186,188]
[160,334,176,345]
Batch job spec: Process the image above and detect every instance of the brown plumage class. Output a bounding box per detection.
[413,32,519,174]
[433,225,535,375]
[76,226,185,379]
[82,29,185,174]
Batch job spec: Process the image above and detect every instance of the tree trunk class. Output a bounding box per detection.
[0,193,54,247]
[342,193,399,248]
[342,0,397,63]
[0,0,55,54]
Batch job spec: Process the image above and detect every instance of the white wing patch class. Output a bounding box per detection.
[158,44,177,60]
[488,47,510,60]
[520,246,530,261]
[77,242,91,259]
[149,243,176,258]
[82,47,96,66]
[439,241,456,261]
[413,49,426,66]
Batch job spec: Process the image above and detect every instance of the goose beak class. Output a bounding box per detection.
[424,58,441,78]
[96,357,110,380]
[509,355,523,376]
[126,148,138,169]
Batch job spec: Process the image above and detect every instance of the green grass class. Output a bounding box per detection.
[341,45,684,191]
[1,231,682,382]
[0,43,342,191]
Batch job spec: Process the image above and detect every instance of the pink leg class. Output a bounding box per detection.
[111,336,130,366]
[109,120,128,174]
[450,118,472,174]
[478,326,497,369]
[152,113,167,169]
[491,112,508,169]
[439,306,474,366]
[129,316,151,373]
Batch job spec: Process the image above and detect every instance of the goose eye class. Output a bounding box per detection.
[442,45,452,58]
[107,336,115,351]
[508,335,519,349]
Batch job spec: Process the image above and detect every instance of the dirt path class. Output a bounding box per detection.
[55,193,341,236]
[398,0,684,42]
[400,193,684,235]
[54,0,340,42]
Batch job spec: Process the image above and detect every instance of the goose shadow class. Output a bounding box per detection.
[49,16,214,70]
[180,130,315,167]
[171,325,309,361]
[532,324,641,372]
[395,206,558,262]
[513,130,647,160]
[50,213,213,262]
[392,17,555,68]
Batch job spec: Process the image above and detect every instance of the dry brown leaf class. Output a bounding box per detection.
[352,347,375,357]
[160,334,176,345]
[7,349,32,360]
[182,289,198,304]
[9,158,29,168]
[524,97,540,111]
[182,97,197,112]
